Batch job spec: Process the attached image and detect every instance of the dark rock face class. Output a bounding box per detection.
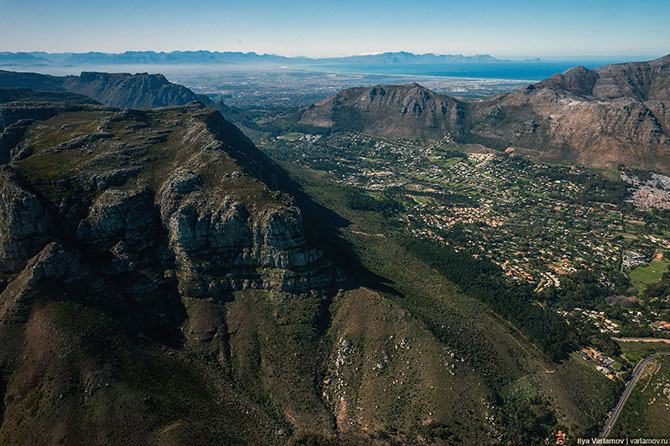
[0,120,32,164]
[0,241,95,323]
[76,187,160,271]
[0,167,53,274]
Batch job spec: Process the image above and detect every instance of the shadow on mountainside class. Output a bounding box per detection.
[204,109,402,298]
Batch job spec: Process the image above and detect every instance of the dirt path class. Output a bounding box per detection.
[348,230,385,238]
[613,337,670,344]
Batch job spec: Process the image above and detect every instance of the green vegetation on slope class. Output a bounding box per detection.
[612,356,670,438]
[277,161,619,440]
[399,238,577,361]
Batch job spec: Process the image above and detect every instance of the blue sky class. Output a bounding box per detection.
[1,0,668,58]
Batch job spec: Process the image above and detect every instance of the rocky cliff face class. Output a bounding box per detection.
[0,100,337,313]
[299,83,465,139]
[299,55,670,172]
[0,95,346,443]
[0,167,53,274]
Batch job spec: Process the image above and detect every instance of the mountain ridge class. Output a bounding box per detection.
[298,54,670,172]
[0,50,506,66]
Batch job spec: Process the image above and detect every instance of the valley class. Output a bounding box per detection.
[1,52,670,444]
[2,0,669,440]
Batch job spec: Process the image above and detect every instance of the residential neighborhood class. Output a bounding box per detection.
[265,130,670,338]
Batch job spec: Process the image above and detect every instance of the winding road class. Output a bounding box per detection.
[599,353,670,439]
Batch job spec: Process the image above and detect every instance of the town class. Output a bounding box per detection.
[261,130,670,343]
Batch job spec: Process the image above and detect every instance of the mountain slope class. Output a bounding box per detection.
[298,55,670,172]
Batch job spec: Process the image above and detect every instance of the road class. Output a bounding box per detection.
[600,353,670,439]
[612,337,670,344]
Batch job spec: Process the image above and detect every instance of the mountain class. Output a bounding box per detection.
[299,83,465,139]
[0,89,618,444]
[0,92,339,444]
[52,50,294,66]
[318,52,504,64]
[0,51,502,67]
[298,55,670,172]
[0,70,228,110]
[463,54,670,170]
[0,53,49,67]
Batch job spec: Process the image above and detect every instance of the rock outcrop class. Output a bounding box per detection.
[0,95,338,323]
[0,167,53,273]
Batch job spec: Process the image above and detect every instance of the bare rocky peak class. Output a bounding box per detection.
[536,66,599,97]
[300,82,464,138]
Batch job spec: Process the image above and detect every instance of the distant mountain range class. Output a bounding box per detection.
[3,54,669,174]
[0,50,508,67]
[299,54,670,173]
[315,52,504,64]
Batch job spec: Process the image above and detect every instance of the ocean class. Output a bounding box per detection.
[300,59,651,81]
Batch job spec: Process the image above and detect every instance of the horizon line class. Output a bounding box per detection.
[2,49,667,61]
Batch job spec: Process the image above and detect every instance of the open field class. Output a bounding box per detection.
[630,260,669,284]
